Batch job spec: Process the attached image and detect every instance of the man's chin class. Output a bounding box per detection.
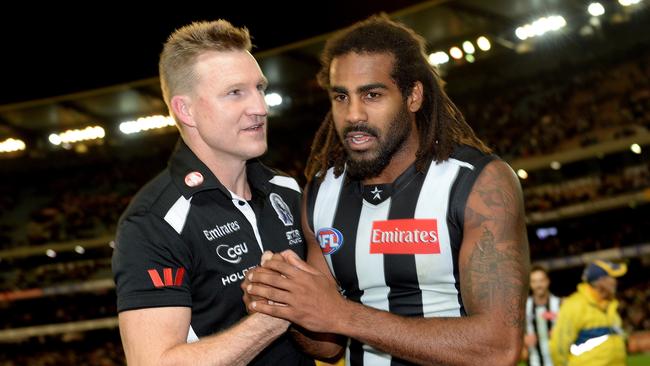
[346,149,377,162]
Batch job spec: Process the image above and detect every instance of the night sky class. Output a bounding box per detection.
[1,1,426,105]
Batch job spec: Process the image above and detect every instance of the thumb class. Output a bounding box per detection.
[260,251,274,266]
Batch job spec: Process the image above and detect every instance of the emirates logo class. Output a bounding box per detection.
[370,219,440,254]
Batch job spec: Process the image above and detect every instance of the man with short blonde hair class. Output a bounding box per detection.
[113,20,313,366]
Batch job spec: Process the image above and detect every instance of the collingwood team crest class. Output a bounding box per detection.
[269,193,293,226]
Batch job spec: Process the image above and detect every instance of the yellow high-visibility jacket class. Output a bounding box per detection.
[549,283,626,366]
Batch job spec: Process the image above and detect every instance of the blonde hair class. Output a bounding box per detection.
[159,20,252,120]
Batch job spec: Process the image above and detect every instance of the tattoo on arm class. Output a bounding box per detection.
[462,162,529,330]
[465,226,526,328]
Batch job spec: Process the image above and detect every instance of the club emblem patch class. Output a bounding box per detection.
[184,171,204,187]
[269,193,294,226]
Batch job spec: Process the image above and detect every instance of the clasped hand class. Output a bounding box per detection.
[241,250,345,333]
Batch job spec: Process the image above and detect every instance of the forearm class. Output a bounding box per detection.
[154,313,287,366]
[289,326,345,362]
[334,300,521,366]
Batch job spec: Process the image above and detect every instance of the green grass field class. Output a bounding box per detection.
[518,353,650,365]
[628,353,650,366]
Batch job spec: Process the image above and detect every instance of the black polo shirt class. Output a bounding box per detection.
[112,140,312,365]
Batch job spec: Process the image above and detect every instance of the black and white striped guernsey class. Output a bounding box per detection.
[306,145,496,366]
[526,294,561,366]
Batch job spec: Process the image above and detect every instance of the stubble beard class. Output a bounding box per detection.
[342,104,412,180]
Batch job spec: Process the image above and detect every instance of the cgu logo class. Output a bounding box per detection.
[216,242,248,264]
[148,268,185,288]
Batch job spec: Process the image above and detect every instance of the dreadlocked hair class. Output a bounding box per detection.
[305,14,491,182]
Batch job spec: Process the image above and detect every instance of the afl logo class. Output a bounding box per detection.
[316,227,344,255]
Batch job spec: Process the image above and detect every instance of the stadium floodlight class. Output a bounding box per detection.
[265,92,283,107]
[449,46,463,59]
[428,51,449,66]
[119,115,175,135]
[462,41,476,54]
[476,36,491,51]
[515,15,567,40]
[619,0,642,6]
[588,3,606,16]
[517,169,529,179]
[49,126,105,145]
[49,134,62,146]
[0,138,26,153]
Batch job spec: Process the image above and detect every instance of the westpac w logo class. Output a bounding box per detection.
[147,267,185,288]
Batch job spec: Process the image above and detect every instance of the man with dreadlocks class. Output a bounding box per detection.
[243,14,530,366]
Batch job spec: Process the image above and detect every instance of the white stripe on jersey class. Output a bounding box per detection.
[364,344,391,366]
[187,325,199,343]
[230,190,264,253]
[164,196,192,234]
[269,175,301,193]
[415,159,463,317]
[357,199,391,312]
[449,158,475,170]
[357,200,392,364]
[312,170,344,272]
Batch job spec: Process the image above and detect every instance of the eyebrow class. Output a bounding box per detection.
[330,83,388,95]
[224,76,268,90]
[259,76,269,88]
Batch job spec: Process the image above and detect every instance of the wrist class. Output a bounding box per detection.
[331,298,356,335]
[249,313,289,337]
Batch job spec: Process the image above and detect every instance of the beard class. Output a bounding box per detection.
[341,103,412,180]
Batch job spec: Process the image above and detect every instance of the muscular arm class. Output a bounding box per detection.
[119,307,288,366]
[248,160,529,365]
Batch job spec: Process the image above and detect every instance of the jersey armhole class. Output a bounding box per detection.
[305,178,322,233]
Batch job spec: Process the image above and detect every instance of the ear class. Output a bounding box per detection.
[406,81,424,113]
[171,95,195,128]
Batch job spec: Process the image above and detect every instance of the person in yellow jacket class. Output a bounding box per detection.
[549,260,627,366]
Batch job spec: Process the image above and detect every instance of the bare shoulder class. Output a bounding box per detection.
[464,160,523,231]
[460,159,529,327]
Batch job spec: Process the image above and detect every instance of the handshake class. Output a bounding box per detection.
[241,250,346,334]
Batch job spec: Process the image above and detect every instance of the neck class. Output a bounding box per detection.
[533,293,549,305]
[215,163,251,200]
[187,139,251,200]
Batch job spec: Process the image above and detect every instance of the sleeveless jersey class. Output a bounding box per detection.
[306,145,495,366]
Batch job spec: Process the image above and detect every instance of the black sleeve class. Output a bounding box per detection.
[112,213,193,312]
